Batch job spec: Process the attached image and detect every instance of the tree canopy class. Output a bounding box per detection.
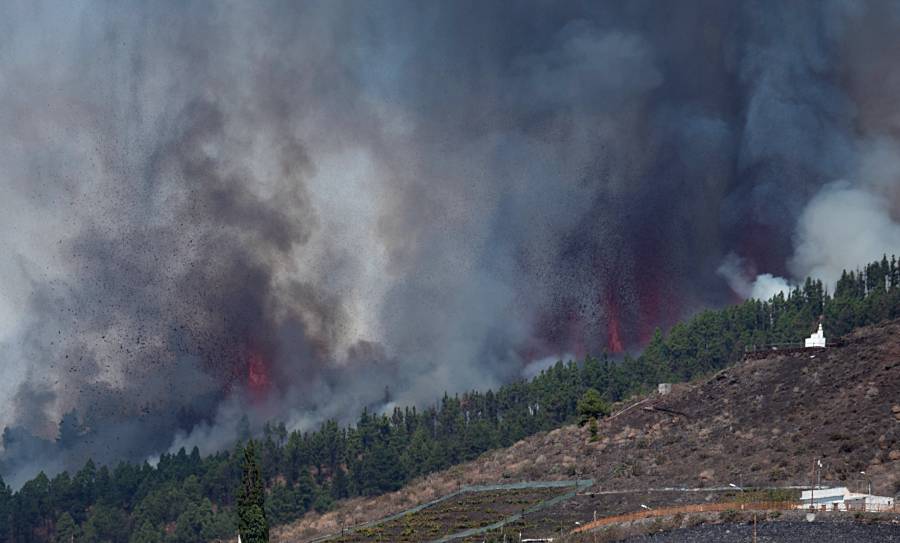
[237,441,268,543]
[577,388,611,426]
[1,256,898,542]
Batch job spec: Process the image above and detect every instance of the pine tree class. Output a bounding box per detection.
[54,512,78,543]
[588,417,599,442]
[57,410,83,449]
[4,256,900,541]
[331,465,350,500]
[243,506,268,543]
[0,475,10,542]
[576,388,610,426]
[81,504,129,543]
[129,520,163,543]
[237,440,268,543]
[295,466,316,512]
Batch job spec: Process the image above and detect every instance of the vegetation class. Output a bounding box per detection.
[0,256,898,542]
[331,486,564,542]
[237,441,269,543]
[577,388,611,426]
[733,488,800,503]
[588,418,599,443]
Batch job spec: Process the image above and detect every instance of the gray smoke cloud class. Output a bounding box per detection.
[1,0,900,486]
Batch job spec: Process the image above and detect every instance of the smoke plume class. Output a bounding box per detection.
[2,0,900,486]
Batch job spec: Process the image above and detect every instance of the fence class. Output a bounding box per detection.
[307,479,593,542]
[742,343,805,359]
[572,500,899,534]
[743,338,847,359]
[427,485,589,543]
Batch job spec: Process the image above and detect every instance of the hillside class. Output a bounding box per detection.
[275,318,900,541]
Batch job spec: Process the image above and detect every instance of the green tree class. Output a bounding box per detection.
[576,388,610,426]
[237,440,269,543]
[204,509,237,540]
[401,426,432,480]
[588,417,599,442]
[16,471,50,540]
[0,475,10,542]
[172,498,218,543]
[331,465,350,500]
[81,504,129,543]
[128,521,162,543]
[72,459,98,520]
[265,483,300,524]
[313,486,334,513]
[638,328,671,385]
[56,410,83,449]
[53,512,79,543]
[4,255,900,543]
[243,505,268,543]
[295,467,316,512]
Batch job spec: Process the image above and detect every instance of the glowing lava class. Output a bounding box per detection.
[606,297,624,353]
[247,351,271,399]
[607,317,623,353]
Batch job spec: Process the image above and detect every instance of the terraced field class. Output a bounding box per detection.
[279,320,900,543]
[331,486,565,542]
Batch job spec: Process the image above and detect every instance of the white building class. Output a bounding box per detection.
[799,487,895,511]
[804,323,826,348]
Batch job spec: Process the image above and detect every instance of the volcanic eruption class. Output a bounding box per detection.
[1,0,900,487]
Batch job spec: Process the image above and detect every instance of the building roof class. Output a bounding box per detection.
[800,487,847,501]
[799,487,894,505]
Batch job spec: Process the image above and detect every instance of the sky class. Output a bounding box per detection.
[1,0,899,487]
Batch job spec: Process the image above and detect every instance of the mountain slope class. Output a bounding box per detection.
[274,318,900,541]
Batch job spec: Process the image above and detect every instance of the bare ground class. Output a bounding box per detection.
[273,319,900,542]
[615,517,900,543]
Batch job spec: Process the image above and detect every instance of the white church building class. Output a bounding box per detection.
[804,323,826,348]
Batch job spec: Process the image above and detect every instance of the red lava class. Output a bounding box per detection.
[247,351,271,399]
[607,305,624,353]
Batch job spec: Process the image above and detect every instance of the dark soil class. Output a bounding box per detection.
[580,318,900,494]
[331,487,564,542]
[279,319,900,542]
[467,319,900,540]
[620,520,900,542]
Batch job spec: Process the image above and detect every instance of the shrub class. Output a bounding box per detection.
[589,418,599,442]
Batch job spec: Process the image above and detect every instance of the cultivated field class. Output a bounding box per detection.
[330,486,565,542]
[276,319,900,542]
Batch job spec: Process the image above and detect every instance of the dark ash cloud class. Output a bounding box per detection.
[1,0,899,486]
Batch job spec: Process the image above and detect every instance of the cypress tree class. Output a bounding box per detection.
[237,440,269,543]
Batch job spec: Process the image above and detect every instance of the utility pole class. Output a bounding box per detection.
[860,471,871,495]
[809,458,822,511]
[816,460,822,492]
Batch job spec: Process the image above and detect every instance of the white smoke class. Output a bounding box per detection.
[749,274,794,301]
[724,172,900,300]
[521,353,576,380]
[789,181,900,284]
[717,254,794,301]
